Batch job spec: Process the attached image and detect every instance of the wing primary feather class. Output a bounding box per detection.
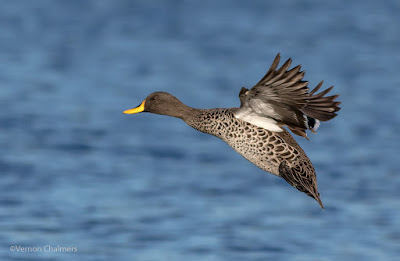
[275,59,292,77]
[309,81,324,95]
[265,59,295,85]
[257,54,281,84]
[290,81,309,90]
[311,86,334,98]
[281,65,301,83]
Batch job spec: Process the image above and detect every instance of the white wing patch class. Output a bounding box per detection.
[313,119,320,132]
[234,109,283,132]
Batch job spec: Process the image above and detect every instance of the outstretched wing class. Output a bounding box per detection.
[235,54,341,138]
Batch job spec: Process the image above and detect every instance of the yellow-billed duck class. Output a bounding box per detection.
[124,54,341,209]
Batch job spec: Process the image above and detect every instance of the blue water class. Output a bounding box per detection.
[1,1,399,260]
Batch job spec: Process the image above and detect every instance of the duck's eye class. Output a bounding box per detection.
[151,96,157,101]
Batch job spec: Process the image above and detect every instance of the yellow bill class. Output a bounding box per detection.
[123,100,146,114]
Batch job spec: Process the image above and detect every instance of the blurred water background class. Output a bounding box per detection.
[1,1,399,260]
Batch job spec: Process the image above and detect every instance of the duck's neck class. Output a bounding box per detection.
[162,100,197,121]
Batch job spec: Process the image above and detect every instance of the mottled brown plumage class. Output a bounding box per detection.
[184,108,323,208]
[124,54,341,209]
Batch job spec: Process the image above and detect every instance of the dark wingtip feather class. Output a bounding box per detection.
[302,82,340,122]
[272,53,281,67]
[256,53,282,84]
[309,81,323,95]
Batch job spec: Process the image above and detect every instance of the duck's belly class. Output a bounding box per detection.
[222,124,304,176]
[186,108,312,177]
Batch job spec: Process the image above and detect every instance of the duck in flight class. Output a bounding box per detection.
[124,54,340,209]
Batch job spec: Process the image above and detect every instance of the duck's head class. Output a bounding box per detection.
[123,92,190,119]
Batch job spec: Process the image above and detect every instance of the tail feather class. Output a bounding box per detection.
[279,161,324,209]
